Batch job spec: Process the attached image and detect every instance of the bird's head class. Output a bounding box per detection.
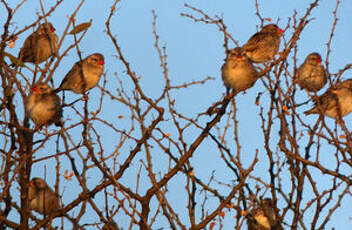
[38,22,56,34]
[262,24,284,35]
[30,177,47,190]
[87,53,105,67]
[228,47,248,62]
[31,83,51,94]
[306,52,322,66]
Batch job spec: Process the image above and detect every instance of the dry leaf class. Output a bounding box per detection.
[8,41,15,48]
[63,170,74,180]
[282,105,290,115]
[69,20,92,35]
[8,35,18,48]
[255,92,262,106]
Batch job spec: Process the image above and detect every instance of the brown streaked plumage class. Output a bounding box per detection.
[304,79,352,119]
[247,198,282,230]
[25,82,62,128]
[242,24,283,63]
[296,52,327,92]
[18,22,58,64]
[28,177,60,215]
[221,47,259,93]
[56,53,104,94]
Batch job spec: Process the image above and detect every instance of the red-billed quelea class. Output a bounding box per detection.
[56,53,104,94]
[221,47,258,94]
[247,198,282,230]
[18,22,58,64]
[296,52,327,92]
[29,177,60,215]
[25,82,62,128]
[242,24,284,63]
[304,79,352,119]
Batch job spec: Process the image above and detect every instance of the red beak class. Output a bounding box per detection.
[278,28,284,34]
[50,26,56,32]
[98,59,104,65]
[316,58,322,63]
[29,181,34,187]
[32,86,39,93]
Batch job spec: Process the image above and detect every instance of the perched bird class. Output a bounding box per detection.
[17,22,58,64]
[304,79,352,119]
[247,198,281,230]
[221,47,259,94]
[25,82,62,128]
[28,177,60,215]
[56,53,104,94]
[242,24,283,63]
[296,53,327,92]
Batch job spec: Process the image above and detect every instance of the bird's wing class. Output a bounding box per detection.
[19,33,37,61]
[58,61,82,90]
[242,32,269,52]
[315,91,338,111]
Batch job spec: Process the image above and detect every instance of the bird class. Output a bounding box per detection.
[17,22,58,64]
[296,52,327,92]
[28,177,60,215]
[242,24,283,63]
[25,82,62,128]
[55,53,104,94]
[247,198,281,230]
[304,79,352,119]
[221,47,259,94]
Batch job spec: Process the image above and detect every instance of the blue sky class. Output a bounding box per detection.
[2,0,352,229]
